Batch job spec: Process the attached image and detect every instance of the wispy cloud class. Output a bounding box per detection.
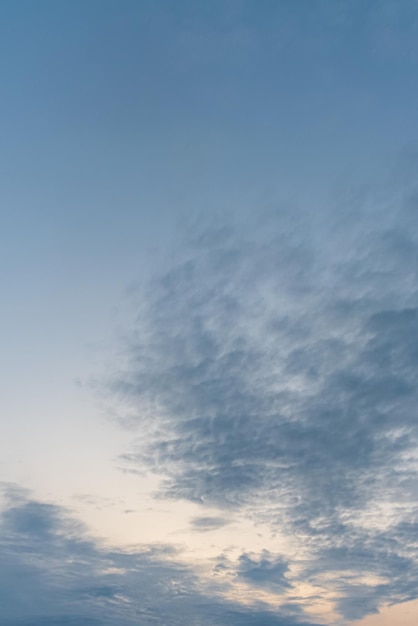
[109,174,418,620]
[190,515,230,532]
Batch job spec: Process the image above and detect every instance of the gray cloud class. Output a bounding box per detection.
[0,488,320,626]
[107,173,418,621]
[190,515,230,532]
[236,552,291,590]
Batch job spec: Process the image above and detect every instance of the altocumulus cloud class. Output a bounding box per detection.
[110,170,418,621]
[0,485,319,626]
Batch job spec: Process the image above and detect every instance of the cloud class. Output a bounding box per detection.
[236,552,291,590]
[107,173,418,621]
[0,488,320,626]
[190,515,230,531]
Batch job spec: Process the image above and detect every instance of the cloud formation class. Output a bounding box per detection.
[236,552,291,590]
[110,175,418,620]
[0,486,320,626]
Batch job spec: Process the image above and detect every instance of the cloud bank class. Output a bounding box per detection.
[111,175,418,621]
[0,486,319,626]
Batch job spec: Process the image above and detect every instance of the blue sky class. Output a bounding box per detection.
[2,1,418,625]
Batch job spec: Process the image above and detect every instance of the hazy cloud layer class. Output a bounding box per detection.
[0,487,320,626]
[111,175,418,620]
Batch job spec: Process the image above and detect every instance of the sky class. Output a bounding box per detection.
[1,1,418,624]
